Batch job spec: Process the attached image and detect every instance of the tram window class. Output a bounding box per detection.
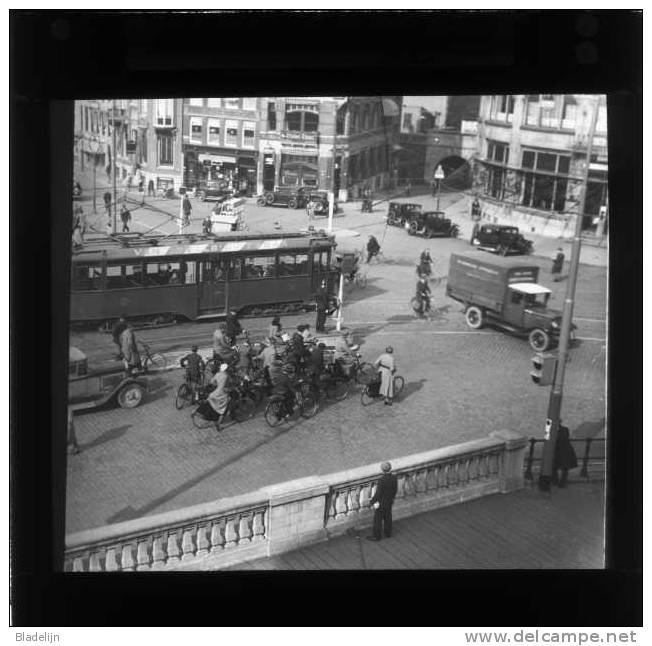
[228,258,242,280]
[202,260,226,282]
[242,255,275,279]
[277,254,295,276]
[182,261,196,284]
[106,263,143,289]
[295,254,309,275]
[72,263,102,290]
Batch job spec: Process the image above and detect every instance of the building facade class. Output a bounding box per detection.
[474,94,608,237]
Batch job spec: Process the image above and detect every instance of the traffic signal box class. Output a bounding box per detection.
[531,352,557,386]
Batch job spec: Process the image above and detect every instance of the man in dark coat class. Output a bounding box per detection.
[551,248,565,282]
[415,276,431,317]
[367,461,398,541]
[225,309,243,344]
[366,235,380,263]
[111,316,128,359]
[552,422,578,488]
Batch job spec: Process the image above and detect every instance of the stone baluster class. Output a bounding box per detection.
[89,550,103,572]
[224,516,239,548]
[136,540,151,571]
[443,463,451,488]
[468,455,478,481]
[105,546,120,571]
[490,452,499,476]
[210,522,225,551]
[425,466,438,491]
[415,469,427,494]
[151,536,167,569]
[238,514,253,544]
[463,458,471,484]
[326,492,337,520]
[121,543,136,571]
[480,453,489,478]
[403,472,415,497]
[72,555,85,572]
[347,488,360,514]
[166,532,181,565]
[196,524,210,556]
[252,510,266,542]
[181,527,196,561]
[359,482,372,509]
[394,475,404,500]
[334,490,348,518]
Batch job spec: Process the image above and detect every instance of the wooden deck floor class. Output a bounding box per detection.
[227,481,605,570]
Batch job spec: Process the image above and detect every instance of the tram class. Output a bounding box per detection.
[70,231,339,327]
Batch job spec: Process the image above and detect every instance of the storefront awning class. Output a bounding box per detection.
[198,153,237,164]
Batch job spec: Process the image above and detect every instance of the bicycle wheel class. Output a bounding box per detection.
[175,383,193,410]
[191,410,213,429]
[299,392,318,419]
[355,362,377,385]
[246,385,264,407]
[326,378,349,401]
[146,352,167,372]
[392,375,405,400]
[264,399,285,428]
[360,386,376,407]
[231,395,255,423]
[204,359,217,382]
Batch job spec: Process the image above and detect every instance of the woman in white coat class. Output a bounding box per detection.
[374,346,396,405]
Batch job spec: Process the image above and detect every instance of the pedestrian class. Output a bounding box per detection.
[471,195,481,221]
[182,194,192,226]
[315,279,329,332]
[373,346,396,406]
[202,216,212,235]
[552,422,578,488]
[106,163,112,181]
[306,198,315,221]
[415,275,431,317]
[552,248,565,282]
[120,204,132,232]
[366,235,381,263]
[225,309,242,344]
[148,179,155,197]
[103,191,112,214]
[259,338,278,392]
[67,407,80,455]
[366,461,398,541]
[418,249,433,277]
[138,171,145,193]
[119,323,141,374]
[124,172,133,194]
[405,179,412,197]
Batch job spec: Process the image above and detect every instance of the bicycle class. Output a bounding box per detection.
[348,352,377,385]
[300,366,350,403]
[191,383,256,431]
[344,269,367,291]
[137,341,167,373]
[175,370,205,410]
[361,374,405,406]
[264,379,318,428]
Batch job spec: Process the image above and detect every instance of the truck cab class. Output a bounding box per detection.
[446,252,575,351]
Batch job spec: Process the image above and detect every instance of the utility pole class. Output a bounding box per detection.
[538,95,601,492]
[112,99,118,234]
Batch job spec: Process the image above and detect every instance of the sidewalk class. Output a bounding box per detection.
[226,480,605,570]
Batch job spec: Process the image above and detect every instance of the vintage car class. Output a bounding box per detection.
[210,197,246,232]
[471,223,534,255]
[407,210,459,238]
[193,178,238,202]
[386,202,423,227]
[307,190,332,215]
[257,186,312,209]
[68,346,147,410]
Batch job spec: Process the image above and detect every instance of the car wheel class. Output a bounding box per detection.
[288,198,298,209]
[465,306,484,329]
[265,192,275,205]
[256,196,266,206]
[529,328,551,352]
[408,221,418,236]
[197,191,206,202]
[117,383,144,408]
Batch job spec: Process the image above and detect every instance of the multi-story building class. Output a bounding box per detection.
[474,94,608,237]
[256,96,401,201]
[181,97,259,196]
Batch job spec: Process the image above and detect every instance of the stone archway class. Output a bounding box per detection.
[434,155,472,190]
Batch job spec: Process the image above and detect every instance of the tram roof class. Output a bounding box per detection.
[73,231,335,263]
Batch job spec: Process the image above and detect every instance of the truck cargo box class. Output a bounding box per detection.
[447,252,539,311]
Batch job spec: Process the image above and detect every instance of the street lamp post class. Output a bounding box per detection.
[537,96,601,492]
[88,136,100,214]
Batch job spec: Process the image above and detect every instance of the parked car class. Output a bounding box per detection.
[446,252,575,351]
[307,190,332,215]
[193,179,238,202]
[387,202,423,227]
[471,223,533,255]
[73,180,82,200]
[257,186,312,209]
[407,210,459,238]
[68,346,148,410]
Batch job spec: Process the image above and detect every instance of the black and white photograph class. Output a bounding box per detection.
[10,8,641,629]
[64,92,608,572]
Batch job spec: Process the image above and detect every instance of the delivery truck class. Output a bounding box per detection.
[446,251,575,351]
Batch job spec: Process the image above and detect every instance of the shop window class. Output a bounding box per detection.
[536,153,557,172]
[157,134,173,166]
[520,149,570,212]
[208,120,220,144]
[72,264,103,291]
[242,256,275,279]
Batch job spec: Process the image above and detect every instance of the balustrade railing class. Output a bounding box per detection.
[65,493,268,572]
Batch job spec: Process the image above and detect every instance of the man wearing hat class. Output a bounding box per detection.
[551,248,565,282]
[367,461,398,541]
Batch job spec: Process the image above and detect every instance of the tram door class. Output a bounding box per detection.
[198,259,227,315]
[311,250,330,293]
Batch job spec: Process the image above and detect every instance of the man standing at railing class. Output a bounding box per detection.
[552,422,577,488]
[367,461,398,541]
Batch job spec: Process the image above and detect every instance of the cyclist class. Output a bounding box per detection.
[269,316,283,340]
[373,346,397,406]
[417,249,433,277]
[205,363,232,431]
[225,309,242,344]
[180,345,205,402]
[259,338,279,393]
[415,275,432,318]
[308,342,326,391]
[270,358,298,419]
[212,324,237,370]
[366,235,381,263]
[235,338,253,380]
